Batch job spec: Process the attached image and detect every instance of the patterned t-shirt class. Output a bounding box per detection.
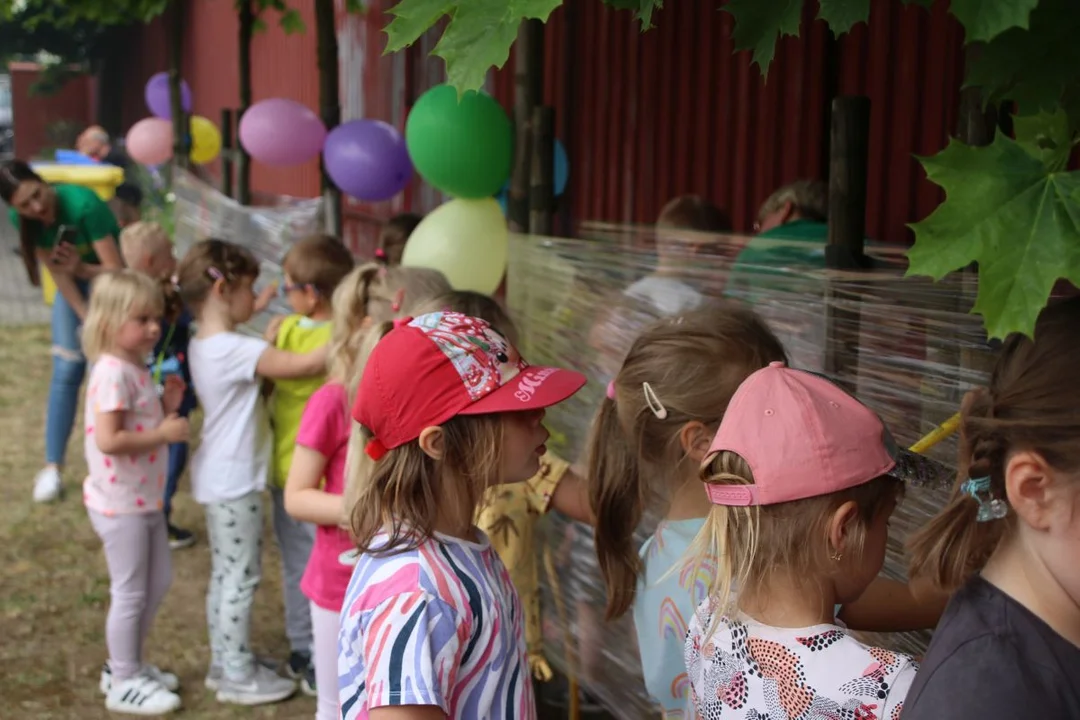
[685,599,918,720]
[83,354,167,515]
[338,530,535,720]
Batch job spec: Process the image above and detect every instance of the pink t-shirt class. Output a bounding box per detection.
[297,382,354,612]
[83,354,167,516]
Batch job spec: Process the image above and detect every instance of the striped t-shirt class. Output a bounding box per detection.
[338,530,535,720]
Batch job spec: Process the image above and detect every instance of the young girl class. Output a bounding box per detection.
[175,238,328,706]
[684,362,918,718]
[903,297,1080,718]
[588,306,944,717]
[338,311,587,719]
[82,270,189,715]
[284,263,451,720]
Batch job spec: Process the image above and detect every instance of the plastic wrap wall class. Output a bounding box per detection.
[506,228,993,718]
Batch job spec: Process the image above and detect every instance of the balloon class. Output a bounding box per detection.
[323,120,412,201]
[405,85,512,199]
[553,139,569,196]
[189,116,222,165]
[495,190,508,216]
[145,72,192,119]
[401,198,508,294]
[126,118,174,166]
[239,98,327,167]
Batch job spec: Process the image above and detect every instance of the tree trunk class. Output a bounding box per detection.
[237,0,254,205]
[169,0,189,174]
[93,25,126,137]
[315,0,342,236]
[508,19,544,233]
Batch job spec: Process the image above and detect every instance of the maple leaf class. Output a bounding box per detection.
[722,0,802,75]
[602,0,664,29]
[817,0,869,35]
[384,0,564,94]
[907,135,1080,339]
[948,0,1038,44]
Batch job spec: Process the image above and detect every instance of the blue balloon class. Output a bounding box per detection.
[496,138,570,198]
[496,190,508,215]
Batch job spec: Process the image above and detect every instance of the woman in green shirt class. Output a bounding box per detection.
[0,159,124,502]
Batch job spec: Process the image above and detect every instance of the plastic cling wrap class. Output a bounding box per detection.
[506,227,993,719]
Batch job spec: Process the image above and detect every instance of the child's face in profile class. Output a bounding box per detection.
[282,273,321,316]
[500,409,550,484]
[129,240,176,281]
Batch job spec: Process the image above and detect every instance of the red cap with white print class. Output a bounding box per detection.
[352,312,587,460]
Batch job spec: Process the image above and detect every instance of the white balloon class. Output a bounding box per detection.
[401,198,508,294]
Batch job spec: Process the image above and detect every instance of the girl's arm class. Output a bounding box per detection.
[284,445,345,527]
[95,411,189,456]
[37,247,88,319]
[369,708,447,720]
[839,576,949,633]
[549,468,593,525]
[256,344,329,380]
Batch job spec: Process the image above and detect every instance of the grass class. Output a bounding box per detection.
[0,325,316,718]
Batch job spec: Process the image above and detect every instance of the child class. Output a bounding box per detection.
[338,311,588,719]
[684,362,918,717]
[266,233,355,691]
[588,306,944,718]
[375,212,422,266]
[81,270,190,715]
[284,262,451,720]
[902,297,1080,718]
[175,238,328,706]
[119,221,197,549]
[416,290,593,681]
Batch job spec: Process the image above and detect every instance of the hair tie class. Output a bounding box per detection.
[642,382,668,420]
[169,274,181,291]
[392,315,413,329]
[391,288,405,313]
[207,267,224,281]
[365,437,388,461]
[606,380,617,401]
[374,248,388,263]
[961,476,1009,522]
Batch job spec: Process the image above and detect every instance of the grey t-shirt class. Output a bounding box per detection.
[902,576,1080,719]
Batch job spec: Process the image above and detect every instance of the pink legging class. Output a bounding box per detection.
[310,601,340,720]
[88,509,172,682]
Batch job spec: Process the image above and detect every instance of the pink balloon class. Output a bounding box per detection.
[125,118,174,166]
[239,98,327,167]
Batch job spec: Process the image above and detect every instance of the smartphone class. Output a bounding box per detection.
[56,225,78,248]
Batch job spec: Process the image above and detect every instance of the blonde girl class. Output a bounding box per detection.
[338,311,587,719]
[902,297,1080,719]
[684,363,918,717]
[82,270,189,715]
[588,305,944,718]
[175,239,328,706]
[283,263,450,720]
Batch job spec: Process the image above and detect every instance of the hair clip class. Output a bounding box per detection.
[391,288,405,313]
[170,274,180,291]
[392,315,413,329]
[606,380,617,401]
[207,267,224,281]
[374,248,388,262]
[961,476,1009,522]
[365,437,388,461]
[642,382,668,420]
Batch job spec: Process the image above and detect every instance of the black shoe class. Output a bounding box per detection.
[167,524,196,550]
[300,663,316,697]
[284,651,316,696]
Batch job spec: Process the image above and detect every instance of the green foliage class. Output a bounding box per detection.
[723,0,802,72]
[249,0,306,34]
[0,0,172,25]
[816,0,869,35]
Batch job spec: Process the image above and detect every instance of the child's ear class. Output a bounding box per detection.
[679,421,713,463]
[418,426,445,460]
[826,500,860,558]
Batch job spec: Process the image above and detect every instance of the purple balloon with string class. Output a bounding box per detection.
[323,119,412,201]
[145,72,192,119]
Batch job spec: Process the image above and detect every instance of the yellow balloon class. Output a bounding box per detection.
[401,198,508,294]
[189,115,222,165]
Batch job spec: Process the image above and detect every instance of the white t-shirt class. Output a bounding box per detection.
[623,275,704,316]
[188,331,271,504]
[685,599,918,719]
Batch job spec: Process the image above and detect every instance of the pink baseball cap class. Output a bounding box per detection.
[704,361,929,506]
[353,311,587,459]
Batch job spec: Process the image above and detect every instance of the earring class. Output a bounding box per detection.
[829,551,843,562]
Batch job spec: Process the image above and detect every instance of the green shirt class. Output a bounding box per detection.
[7,183,119,264]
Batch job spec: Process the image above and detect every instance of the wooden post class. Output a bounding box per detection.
[509,19,544,233]
[237,0,254,205]
[220,108,234,198]
[529,106,555,235]
[824,96,870,389]
[315,0,342,236]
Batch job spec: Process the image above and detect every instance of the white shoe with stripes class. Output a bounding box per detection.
[104,674,182,715]
[100,662,180,693]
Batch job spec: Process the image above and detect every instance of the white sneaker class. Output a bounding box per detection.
[204,656,278,691]
[32,466,62,503]
[105,673,181,715]
[100,662,180,693]
[215,664,296,705]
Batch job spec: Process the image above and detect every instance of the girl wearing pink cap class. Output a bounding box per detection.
[338,311,587,720]
[684,362,921,718]
[903,297,1080,719]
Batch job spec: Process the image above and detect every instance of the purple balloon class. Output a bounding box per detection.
[323,120,412,201]
[145,72,192,119]
[239,98,327,168]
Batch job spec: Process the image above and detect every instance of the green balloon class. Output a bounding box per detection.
[405,84,513,199]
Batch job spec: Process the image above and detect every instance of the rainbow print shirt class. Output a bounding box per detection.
[338,530,535,719]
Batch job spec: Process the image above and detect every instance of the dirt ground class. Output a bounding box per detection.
[0,325,316,718]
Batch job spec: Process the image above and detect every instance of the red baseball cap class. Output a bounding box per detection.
[352,312,587,459]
